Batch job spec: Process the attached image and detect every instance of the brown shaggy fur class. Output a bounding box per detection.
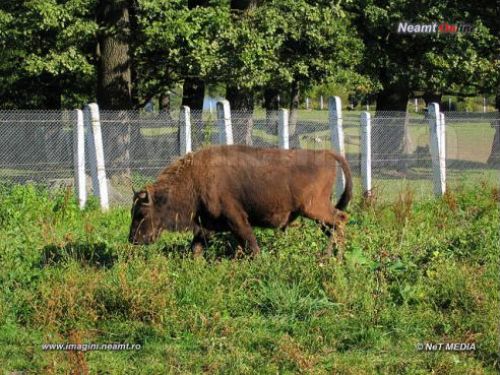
[129,145,352,256]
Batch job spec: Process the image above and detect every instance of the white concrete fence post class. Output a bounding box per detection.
[440,112,446,167]
[278,109,289,149]
[73,109,86,209]
[428,103,446,196]
[84,103,109,211]
[328,96,346,199]
[360,111,372,196]
[216,100,233,145]
[84,106,98,201]
[179,105,192,155]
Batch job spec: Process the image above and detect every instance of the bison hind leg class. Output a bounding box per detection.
[323,220,346,260]
[302,204,348,259]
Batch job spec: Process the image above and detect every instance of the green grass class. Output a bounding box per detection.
[0,182,499,374]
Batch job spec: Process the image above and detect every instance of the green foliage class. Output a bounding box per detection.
[347,0,498,98]
[134,0,231,98]
[0,1,496,108]
[0,0,97,108]
[0,183,498,372]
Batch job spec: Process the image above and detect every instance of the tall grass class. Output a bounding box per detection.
[0,182,498,374]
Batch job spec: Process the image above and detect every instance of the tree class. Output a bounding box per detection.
[346,0,498,169]
[96,0,133,109]
[0,0,97,169]
[0,0,96,109]
[261,0,365,147]
[180,0,210,115]
[96,0,134,176]
[225,0,260,145]
[135,0,228,149]
[273,0,363,146]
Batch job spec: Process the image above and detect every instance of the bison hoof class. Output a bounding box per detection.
[192,243,204,258]
[251,247,261,258]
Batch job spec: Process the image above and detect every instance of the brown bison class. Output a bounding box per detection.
[128,145,352,256]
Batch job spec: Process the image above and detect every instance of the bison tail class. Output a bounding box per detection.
[334,154,353,211]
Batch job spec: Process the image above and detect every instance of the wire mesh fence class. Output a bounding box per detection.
[370,112,434,200]
[0,110,77,187]
[0,108,498,207]
[444,112,500,190]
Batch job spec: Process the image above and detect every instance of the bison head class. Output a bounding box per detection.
[128,188,162,245]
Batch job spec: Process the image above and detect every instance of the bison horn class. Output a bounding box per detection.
[124,174,136,194]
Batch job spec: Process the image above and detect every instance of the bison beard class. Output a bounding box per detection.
[128,145,352,257]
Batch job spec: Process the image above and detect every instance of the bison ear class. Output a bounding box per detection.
[134,190,152,206]
[144,188,155,206]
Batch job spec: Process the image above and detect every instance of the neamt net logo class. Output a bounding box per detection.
[397,21,474,34]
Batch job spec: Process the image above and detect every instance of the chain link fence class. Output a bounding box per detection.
[0,110,77,187]
[444,112,499,190]
[370,111,434,200]
[0,108,498,206]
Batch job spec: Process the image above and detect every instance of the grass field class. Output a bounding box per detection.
[0,181,498,374]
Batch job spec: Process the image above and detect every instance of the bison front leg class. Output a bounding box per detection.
[191,226,212,258]
[224,206,260,257]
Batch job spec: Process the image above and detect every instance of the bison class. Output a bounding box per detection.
[128,145,352,257]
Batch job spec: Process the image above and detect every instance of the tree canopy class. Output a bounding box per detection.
[0,0,497,109]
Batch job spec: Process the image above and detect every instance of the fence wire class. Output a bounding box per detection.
[0,109,498,206]
[444,112,500,190]
[370,112,434,200]
[0,110,76,188]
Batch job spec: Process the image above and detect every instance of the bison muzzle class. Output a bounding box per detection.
[128,145,352,256]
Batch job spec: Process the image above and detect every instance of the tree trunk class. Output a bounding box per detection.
[264,87,280,136]
[230,0,259,11]
[129,0,140,108]
[225,0,259,146]
[97,1,133,109]
[181,77,205,110]
[373,82,411,171]
[159,92,171,117]
[226,85,254,145]
[40,78,62,165]
[422,92,442,108]
[487,89,500,165]
[96,0,133,177]
[487,120,500,166]
[181,76,205,150]
[289,80,300,148]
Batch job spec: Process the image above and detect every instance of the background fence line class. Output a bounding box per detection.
[329,96,346,200]
[278,109,289,150]
[0,98,498,208]
[360,111,371,196]
[86,103,109,211]
[73,109,86,208]
[428,103,446,196]
[179,106,192,156]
